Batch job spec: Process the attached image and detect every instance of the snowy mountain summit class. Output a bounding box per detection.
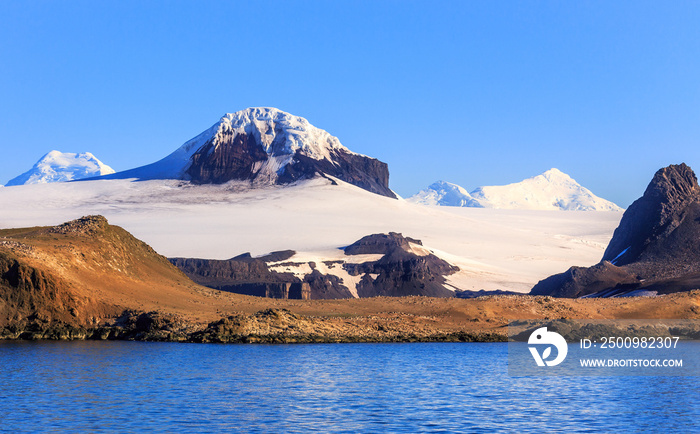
[408,181,483,207]
[5,151,115,186]
[409,168,623,211]
[106,107,395,198]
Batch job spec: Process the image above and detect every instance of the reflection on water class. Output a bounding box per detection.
[0,341,697,432]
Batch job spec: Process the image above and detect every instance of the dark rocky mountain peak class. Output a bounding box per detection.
[603,163,700,266]
[104,107,396,198]
[532,163,700,298]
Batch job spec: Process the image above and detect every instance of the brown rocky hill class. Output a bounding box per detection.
[0,216,235,331]
[531,163,700,298]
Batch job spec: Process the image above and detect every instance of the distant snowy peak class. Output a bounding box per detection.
[106,107,395,198]
[6,151,115,186]
[409,169,623,211]
[407,181,483,207]
[472,168,623,211]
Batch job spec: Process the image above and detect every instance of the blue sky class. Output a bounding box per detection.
[1,1,698,207]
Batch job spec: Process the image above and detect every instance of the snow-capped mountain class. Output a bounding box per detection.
[5,151,115,186]
[408,169,623,211]
[472,169,622,211]
[408,181,483,207]
[104,107,395,198]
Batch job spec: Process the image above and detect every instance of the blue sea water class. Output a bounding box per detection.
[0,341,697,433]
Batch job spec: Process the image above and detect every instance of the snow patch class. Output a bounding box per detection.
[267,250,385,298]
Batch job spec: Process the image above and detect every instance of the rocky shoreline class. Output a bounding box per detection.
[0,308,506,344]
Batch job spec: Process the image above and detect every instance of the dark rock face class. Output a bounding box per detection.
[170,253,342,300]
[169,254,313,299]
[0,252,80,329]
[530,261,639,298]
[170,233,459,300]
[603,163,700,266]
[169,255,295,287]
[217,282,311,300]
[183,131,396,198]
[277,149,395,198]
[255,250,296,263]
[454,289,521,299]
[303,270,354,299]
[344,232,422,255]
[99,108,397,198]
[532,163,700,298]
[343,233,458,298]
[187,133,269,184]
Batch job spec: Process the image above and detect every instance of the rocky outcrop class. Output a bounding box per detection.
[277,149,394,198]
[185,133,395,197]
[344,232,423,255]
[169,253,312,299]
[344,233,458,298]
[454,289,521,299]
[3,307,508,343]
[530,261,639,298]
[0,215,212,338]
[170,254,296,287]
[531,164,700,298]
[187,132,269,183]
[170,233,459,299]
[603,163,700,266]
[0,251,82,329]
[171,253,350,300]
[303,270,354,299]
[48,215,108,235]
[216,282,311,300]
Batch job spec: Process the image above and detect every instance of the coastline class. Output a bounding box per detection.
[3,291,698,344]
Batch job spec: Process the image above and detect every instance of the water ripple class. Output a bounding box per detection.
[0,341,697,432]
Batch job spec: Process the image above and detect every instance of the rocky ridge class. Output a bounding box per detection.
[343,233,458,298]
[531,164,700,297]
[170,232,460,300]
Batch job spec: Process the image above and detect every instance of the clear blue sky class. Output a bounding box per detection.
[1,1,699,207]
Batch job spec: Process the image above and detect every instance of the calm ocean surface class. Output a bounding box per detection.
[0,341,697,433]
